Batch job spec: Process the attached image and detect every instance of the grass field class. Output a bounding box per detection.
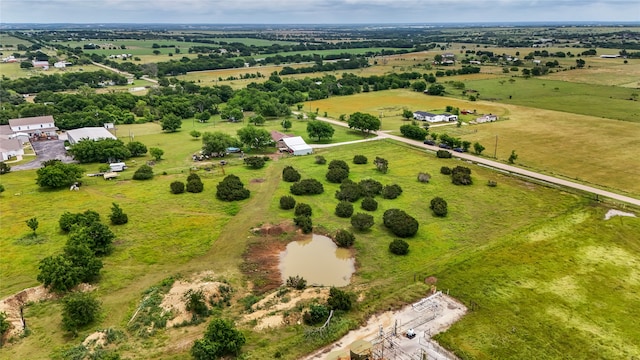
[304,89,640,197]
[0,63,106,80]
[1,135,638,359]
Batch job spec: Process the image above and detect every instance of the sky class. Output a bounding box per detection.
[1,0,639,24]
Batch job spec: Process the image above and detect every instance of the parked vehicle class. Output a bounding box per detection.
[423,140,436,145]
[109,162,127,172]
[439,143,452,149]
[453,147,465,153]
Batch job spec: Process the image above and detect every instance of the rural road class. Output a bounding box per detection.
[300,113,640,208]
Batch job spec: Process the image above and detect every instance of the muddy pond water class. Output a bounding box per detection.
[279,234,355,287]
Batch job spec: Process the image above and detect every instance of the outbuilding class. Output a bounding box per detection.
[281,136,313,156]
[67,127,117,145]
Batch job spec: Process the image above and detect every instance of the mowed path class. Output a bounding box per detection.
[304,113,640,207]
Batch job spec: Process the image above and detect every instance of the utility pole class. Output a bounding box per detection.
[494,135,498,159]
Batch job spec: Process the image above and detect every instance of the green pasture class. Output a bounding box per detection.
[212,37,299,46]
[2,135,638,359]
[0,62,112,80]
[0,34,33,48]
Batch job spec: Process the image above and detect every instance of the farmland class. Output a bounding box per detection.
[1,23,640,360]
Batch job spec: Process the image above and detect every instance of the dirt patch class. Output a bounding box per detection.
[159,271,226,328]
[242,221,302,294]
[250,178,266,183]
[0,285,61,341]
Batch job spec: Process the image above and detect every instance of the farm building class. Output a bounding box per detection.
[473,114,499,124]
[0,138,24,161]
[67,127,117,145]
[281,136,313,156]
[413,111,458,123]
[8,116,58,140]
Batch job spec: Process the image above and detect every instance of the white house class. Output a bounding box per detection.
[8,116,58,139]
[0,138,24,161]
[474,114,498,123]
[67,127,117,145]
[413,111,457,123]
[281,136,313,156]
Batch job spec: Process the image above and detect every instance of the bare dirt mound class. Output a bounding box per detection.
[0,285,58,341]
[159,271,226,328]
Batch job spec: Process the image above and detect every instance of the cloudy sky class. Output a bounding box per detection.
[1,0,639,24]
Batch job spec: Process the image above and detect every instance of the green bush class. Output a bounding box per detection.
[279,196,296,210]
[290,179,324,195]
[383,209,419,238]
[400,124,428,141]
[191,319,245,360]
[294,215,313,233]
[389,239,409,255]
[186,179,204,193]
[303,304,330,325]
[440,166,452,175]
[109,203,128,225]
[132,164,154,180]
[430,197,448,217]
[244,156,266,169]
[351,213,374,231]
[452,166,472,185]
[335,180,363,202]
[328,159,350,172]
[286,275,307,290]
[382,184,403,199]
[314,155,326,165]
[353,155,368,164]
[216,175,250,201]
[436,150,452,158]
[359,178,383,197]
[334,229,355,248]
[294,203,312,217]
[187,173,201,182]
[170,181,185,194]
[327,287,354,311]
[335,201,354,218]
[361,197,378,211]
[61,292,101,334]
[282,166,301,182]
[326,167,349,183]
[59,210,101,232]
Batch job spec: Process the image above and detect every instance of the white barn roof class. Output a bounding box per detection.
[67,127,117,143]
[282,136,312,155]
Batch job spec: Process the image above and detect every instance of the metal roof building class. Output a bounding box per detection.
[67,127,117,145]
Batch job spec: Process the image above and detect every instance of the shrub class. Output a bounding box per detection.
[417,172,431,183]
[326,167,349,183]
[335,180,363,202]
[383,209,419,238]
[440,166,452,175]
[170,181,185,194]
[61,292,101,334]
[286,275,307,290]
[191,319,245,360]
[359,179,383,197]
[186,179,204,193]
[303,304,330,325]
[216,175,250,201]
[334,229,355,248]
[328,160,349,173]
[126,141,148,157]
[400,124,428,141]
[184,289,209,318]
[327,287,354,311]
[436,150,452,158]
[353,155,368,164]
[290,179,324,195]
[314,155,326,165]
[487,180,498,187]
[382,184,403,199]
[335,201,354,218]
[109,203,128,225]
[59,210,101,232]
[294,215,313,233]
[244,156,266,169]
[389,239,409,255]
[430,197,448,217]
[373,157,388,173]
[132,164,154,180]
[279,195,296,210]
[0,162,10,175]
[282,166,301,182]
[187,173,201,182]
[451,166,472,185]
[294,203,312,217]
[351,213,374,231]
[361,197,378,211]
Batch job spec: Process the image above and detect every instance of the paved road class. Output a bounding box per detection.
[12,140,76,171]
[300,113,640,207]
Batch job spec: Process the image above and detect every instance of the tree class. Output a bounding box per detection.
[216,175,250,201]
[382,184,403,199]
[59,210,101,232]
[69,139,131,164]
[279,195,296,210]
[389,239,409,255]
[109,203,128,225]
[353,155,368,164]
[508,150,518,164]
[351,213,374,231]
[243,156,266,169]
[315,156,327,165]
[402,109,414,121]
[190,130,202,139]
[306,121,335,141]
[249,115,265,126]
[184,289,209,318]
[149,147,164,161]
[36,161,83,189]
[126,141,148,157]
[186,178,204,193]
[334,229,355,248]
[347,112,380,136]
[411,81,427,92]
[0,312,10,346]
[161,113,182,132]
[373,157,388,173]
[361,197,378,211]
[473,142,485,155]
[20,61,34,69]
[303,304,330,325]
[0,162,10,175]
[327,287,354,311]
[133,164,154,180]
[282,166,301,182]
[427,84,445,96]
[282,119,292,130]
[171,181,185,194]
[237,126,272,149]
[359,179,383,197]
[451,166,473,186]
[290,179,324,195]
[68,221,115,256]
[26,217,39,235]
[294,215,313,233]
[61,292,101,335]
[202,132,237,156]
[335,180,363,202]
[197,111,211,123]
[326,167,349,183]
[37,255,81,293]
[383,209,419,238]
[430,197,448,217]
[335,201,354,218]
[400,124,428,141]
[294,203,312,217]
[0,184,4,194]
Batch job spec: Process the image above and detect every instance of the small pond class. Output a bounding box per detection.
[279,234,355,287]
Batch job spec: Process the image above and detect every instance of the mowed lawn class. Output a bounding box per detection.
[2,136,638,360]
[305,89,640,197]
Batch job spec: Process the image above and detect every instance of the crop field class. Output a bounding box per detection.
[1,133,638,359]
[542,60,640,87]
[305,89,640,196]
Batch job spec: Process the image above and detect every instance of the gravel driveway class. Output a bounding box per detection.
[12,140,76,171]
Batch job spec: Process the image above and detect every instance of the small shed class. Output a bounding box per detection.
[281,136,312,156]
